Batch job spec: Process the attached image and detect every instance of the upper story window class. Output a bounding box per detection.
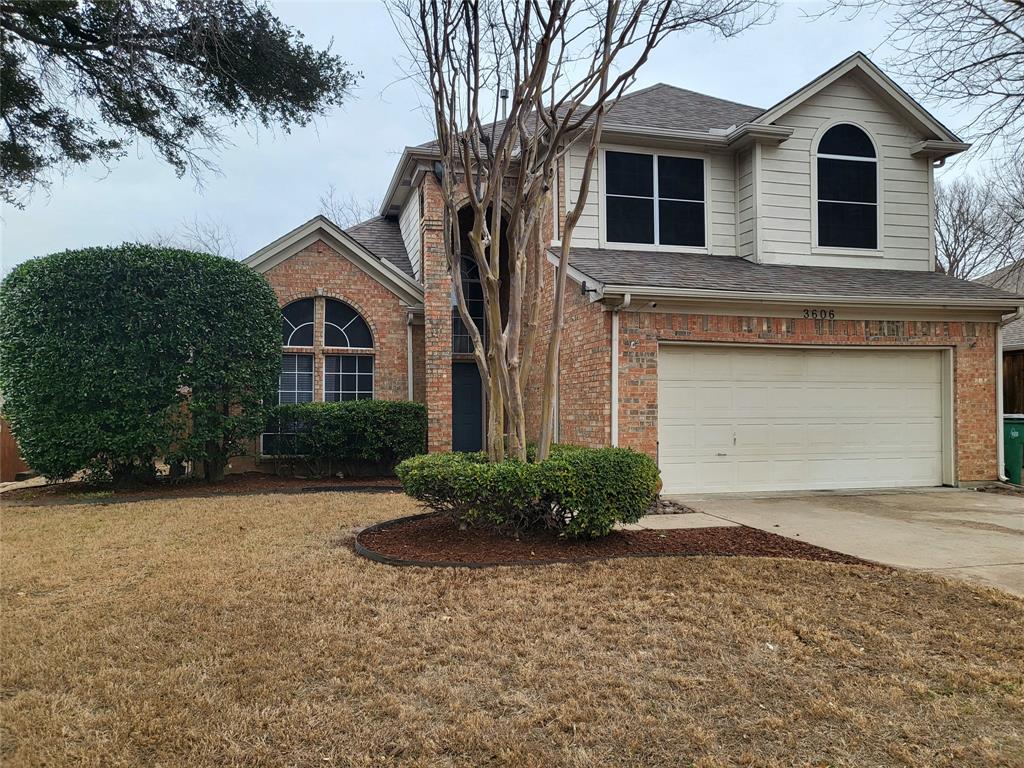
[605,150,705,248]
[452,255,485,355]
[816,124,878,250]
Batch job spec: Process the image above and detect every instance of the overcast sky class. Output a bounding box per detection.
[0,0,989,273]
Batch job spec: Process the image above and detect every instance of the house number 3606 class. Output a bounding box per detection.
[802,308,836,319]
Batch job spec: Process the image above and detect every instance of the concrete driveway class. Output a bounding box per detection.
[668,488,1024,596]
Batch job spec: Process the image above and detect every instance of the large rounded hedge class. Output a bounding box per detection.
[396,445,659,538]
[0,244,280,484]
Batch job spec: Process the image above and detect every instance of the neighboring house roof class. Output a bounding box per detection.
[976,261,1024,349]
[345,216,415,279]
[556,247,1024,309]
[243,215,422,307]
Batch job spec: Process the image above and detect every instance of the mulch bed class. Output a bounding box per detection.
[356,513,874,568]
[3,472,401,505]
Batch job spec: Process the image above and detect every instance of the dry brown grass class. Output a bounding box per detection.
[2,492,1023,768]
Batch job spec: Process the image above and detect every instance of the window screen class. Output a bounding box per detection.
[817,124,878,249]
[278,353,314,404]
[324,355,374,400]
[606,151,704,247]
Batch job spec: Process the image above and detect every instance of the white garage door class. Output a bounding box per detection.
[658,345,946,494]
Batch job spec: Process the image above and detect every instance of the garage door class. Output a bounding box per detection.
[657,346,946,494]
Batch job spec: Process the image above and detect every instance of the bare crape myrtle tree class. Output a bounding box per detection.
[388,0,769,461]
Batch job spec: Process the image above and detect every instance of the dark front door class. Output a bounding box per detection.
[452,362,484,452]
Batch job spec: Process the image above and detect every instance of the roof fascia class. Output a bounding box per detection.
[596,283,1022,312]
[754,52,962,144]
[243,216,424,306]
[379,146,441,217]
[911,139,972,160]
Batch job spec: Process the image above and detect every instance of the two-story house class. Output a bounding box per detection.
[243,52,1024,494]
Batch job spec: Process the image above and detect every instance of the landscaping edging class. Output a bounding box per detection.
[354,512,876,569]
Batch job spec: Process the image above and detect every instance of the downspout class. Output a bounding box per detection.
[610,293,631,447]
[997,305,1024,481]
[406,311,415,401]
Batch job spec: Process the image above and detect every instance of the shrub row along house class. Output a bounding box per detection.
[244,53,1024,494]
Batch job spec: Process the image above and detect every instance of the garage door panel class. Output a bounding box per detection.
[658,346,946,494]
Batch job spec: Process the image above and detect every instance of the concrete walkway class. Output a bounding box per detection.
[620,512,738,531]
[668,488,1024,596]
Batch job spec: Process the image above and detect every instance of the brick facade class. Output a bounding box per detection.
[420,174,454,451]
[611,312,999,482]
[264,240,414,403]
[246,152,1001,486]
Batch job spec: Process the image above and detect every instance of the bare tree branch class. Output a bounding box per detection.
[935,158,1024,279]
[817,0,1024,159]
[387,0,771,461]
[318,184,379,227]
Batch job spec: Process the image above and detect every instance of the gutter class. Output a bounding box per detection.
[610,293,631,447]
[406,310,415,400]
[997,305,1024,481]
[597,283,1022,312]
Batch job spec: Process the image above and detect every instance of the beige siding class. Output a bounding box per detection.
[399,186,421,280]
[566,140,601,248]
[758,72,934,271]
[736,148,754,259]
[708,153,736,256]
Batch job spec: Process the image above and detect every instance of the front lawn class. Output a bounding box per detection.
[2,491,1022,767]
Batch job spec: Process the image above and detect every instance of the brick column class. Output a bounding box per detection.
[421,175,453,452]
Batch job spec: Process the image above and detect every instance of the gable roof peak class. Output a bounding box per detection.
[754,51,965,146]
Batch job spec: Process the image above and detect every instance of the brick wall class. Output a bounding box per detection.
[555,279,611,447]
[420,174,454,451]
[615,313,999,482]
[264,239,412,402]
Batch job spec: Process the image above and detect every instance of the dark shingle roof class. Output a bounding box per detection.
[976,261,1024,347]
[557,246,1023,304]
[416,83,764,150]
[602,83,762,132]
[344,216,415,279]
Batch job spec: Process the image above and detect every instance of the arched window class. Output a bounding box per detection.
[324,298,373,348]
[264,297,375,454]
[816,123,878,250]
[282,298,314,346]
[323,299,373,401]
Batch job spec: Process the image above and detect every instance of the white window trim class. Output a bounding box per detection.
[810,120,884,257]
[323,352,375,401]
[598,144,712,253]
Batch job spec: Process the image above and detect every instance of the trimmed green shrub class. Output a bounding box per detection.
[545,445,661,538]
[265,400,427,477]
[0,244,280,485]
[395,445,659,538]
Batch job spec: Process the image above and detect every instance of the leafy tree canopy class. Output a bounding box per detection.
[0,0,357,205]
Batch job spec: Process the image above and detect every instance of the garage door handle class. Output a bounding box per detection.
[716,452,728,457]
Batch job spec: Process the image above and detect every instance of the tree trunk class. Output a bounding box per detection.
[204,441,227,483]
